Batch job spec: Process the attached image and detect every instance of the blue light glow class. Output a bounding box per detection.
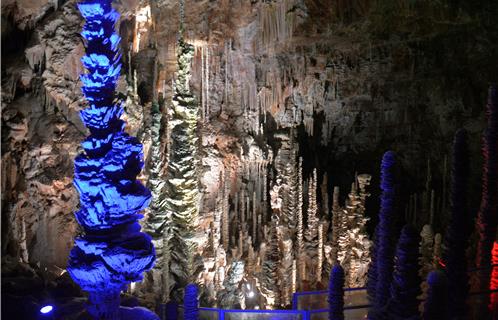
[40,305,53,314]
[67,1,155,318]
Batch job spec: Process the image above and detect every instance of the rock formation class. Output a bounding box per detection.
[66,1,156,318]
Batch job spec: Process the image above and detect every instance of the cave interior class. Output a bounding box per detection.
[1,0,498,319]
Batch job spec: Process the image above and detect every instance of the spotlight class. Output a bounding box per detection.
[248,291,255,298]
[40,305,53,314]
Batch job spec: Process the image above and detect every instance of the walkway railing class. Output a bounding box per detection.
[164,265,498,319]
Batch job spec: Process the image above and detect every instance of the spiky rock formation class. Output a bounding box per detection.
[306,169,320,242]
[432,233,442,268]
[386,225,421,320]
[369,151,397,318]
[422,271,448,320]
[328,264,345,320]
[217,260,245,309]
[67,1,156,319]
[418,224,435,281]
[278,230,294,307]
[222,169,230,250]
[296,157,305,285]
[442,129,471,318]
[305,169,320,286]
[476,85,498,288]
[143,103,172,302]
[317,223,324,284]
[184,284,199,320]
[340,179,371,288]
[165,34,201,300]
[331,186,341,264]
[260,221,280,309]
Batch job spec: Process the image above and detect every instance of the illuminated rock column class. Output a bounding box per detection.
[67,1,155,319]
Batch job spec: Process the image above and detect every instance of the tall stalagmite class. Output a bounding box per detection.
[370,151,397,319]
[476,85,498,289]
[305,169,319,286]
[144,102,172,302]
[165,31,201,300]
[296,157,305,286]
[331,186,341,264]
[386,225,421,319]
[67,1,156,318]
[328,264,345,320]
[442,129,471,319]
[261,220,280,308]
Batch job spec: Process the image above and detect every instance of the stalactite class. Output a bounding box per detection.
[259,0,296,49]
[240,188,246,224]
[238,230,245,257]
[234,191,239,226]
[246,195,250,229]
[223,40,229,113]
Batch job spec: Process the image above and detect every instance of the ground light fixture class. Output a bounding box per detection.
[39,305,53,314]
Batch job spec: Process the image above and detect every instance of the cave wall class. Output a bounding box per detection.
[2,0,497,270]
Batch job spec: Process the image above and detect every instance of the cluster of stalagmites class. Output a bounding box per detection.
[67,1,156,319]
[139,96,375,309]
[143,124,375,309]
[198,160,375,309]
[365,87,498,320]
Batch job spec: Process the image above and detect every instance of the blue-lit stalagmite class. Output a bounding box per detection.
[67,1,156,318]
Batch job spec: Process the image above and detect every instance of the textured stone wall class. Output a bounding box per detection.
[2,0,497,268]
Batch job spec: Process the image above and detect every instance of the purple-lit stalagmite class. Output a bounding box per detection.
[66,1,156,319]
